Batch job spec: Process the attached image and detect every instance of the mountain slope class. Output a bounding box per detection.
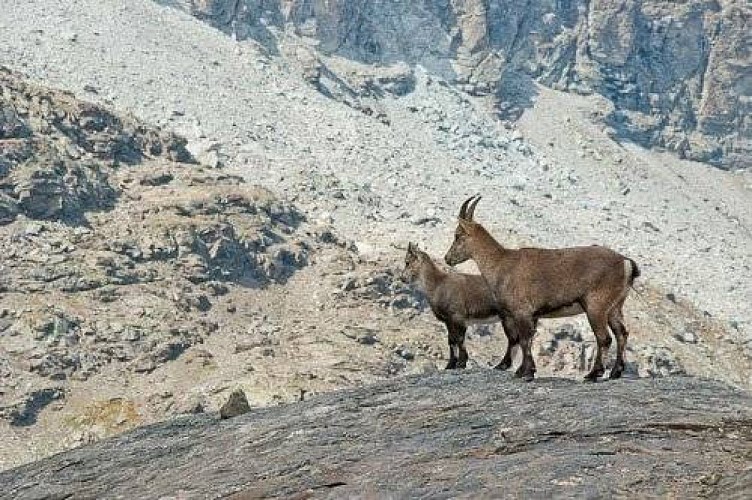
[0,0,748,339]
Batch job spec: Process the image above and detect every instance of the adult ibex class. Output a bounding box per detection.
[444,196,640,382]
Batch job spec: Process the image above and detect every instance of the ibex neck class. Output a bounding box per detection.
[469,225,507,273]
[418,258,445,293]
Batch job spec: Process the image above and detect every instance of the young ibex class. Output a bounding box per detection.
[444,196,640,382]
[401,242,503,369]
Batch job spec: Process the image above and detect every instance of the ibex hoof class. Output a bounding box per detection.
[514,367,535,380]
[609,368,623,380]
[445,362,458,370]
[494,360,512,371]
[584,371,604,382]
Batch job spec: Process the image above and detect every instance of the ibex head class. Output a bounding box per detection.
[444,195,481,266]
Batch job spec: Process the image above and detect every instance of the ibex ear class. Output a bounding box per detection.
[407,242,416,254]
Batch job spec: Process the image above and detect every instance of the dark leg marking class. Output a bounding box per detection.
[445,322,468,369]
[495,315,518,370]
[511,316,537,382]
[608,304,629,380]
[584,306,611,382]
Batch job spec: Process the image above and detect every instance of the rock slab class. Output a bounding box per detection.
[1,372,750,499]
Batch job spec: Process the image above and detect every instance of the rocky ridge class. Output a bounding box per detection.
[1,372,750,499]
[0,67,332,467]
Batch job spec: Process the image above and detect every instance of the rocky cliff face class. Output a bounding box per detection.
[1,372,750,499]
[173,0,751,169]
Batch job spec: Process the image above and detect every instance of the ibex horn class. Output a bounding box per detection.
[459,196,475,220]
[467,195,482,220]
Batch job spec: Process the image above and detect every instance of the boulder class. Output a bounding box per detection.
[219,388,251,419]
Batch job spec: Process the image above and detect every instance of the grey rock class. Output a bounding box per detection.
[28,352,80,381]
[138,172,174,186]
[339,269,425,311]
[0,374,749,498]
[0,318,12,333]
[184,349,214,366]
[631,345,685,378]
[186,139,222,168]
[233,342,256,353]
[0,105,31,139]
[553,323,583,342]
[407,359,438,375]
[23,223,44,236]
[130,357,157,374]
[674,329,699,344]
[356,333,379,346]
[538,337,558,356]
[1,388,64,427]
[394,345,414,361]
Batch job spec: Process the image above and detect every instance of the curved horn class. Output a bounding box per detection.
[459,196,475,220]
[467,195,482,220]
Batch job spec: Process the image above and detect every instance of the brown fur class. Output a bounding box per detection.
[444,196,640,381]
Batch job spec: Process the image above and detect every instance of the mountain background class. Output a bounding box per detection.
[172,0,751,169]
